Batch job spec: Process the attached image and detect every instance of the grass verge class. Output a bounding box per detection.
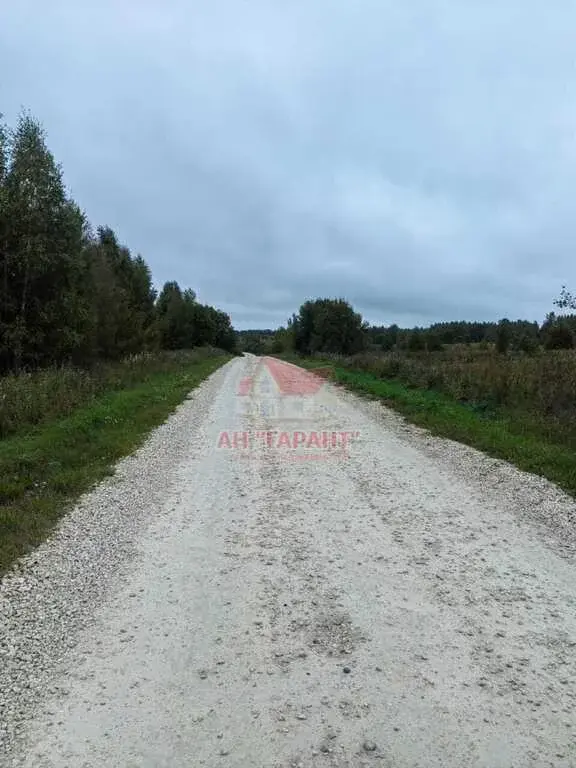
[275,355,576,498]
[0,353,230,574]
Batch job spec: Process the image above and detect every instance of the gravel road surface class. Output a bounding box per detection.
[2,354,576,767]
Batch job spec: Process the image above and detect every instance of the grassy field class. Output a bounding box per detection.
[276,351,576,498]
[347,347,576,448]
[0,350,231,574]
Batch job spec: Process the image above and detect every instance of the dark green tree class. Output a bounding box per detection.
[155,281,186,349]
[291,298,366,356]
[544,325,573,350]
[154,283,236,352]
[407,328,425,352]
[495,319,511,355]
[1,113,88,370]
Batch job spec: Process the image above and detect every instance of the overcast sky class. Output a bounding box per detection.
[1,1,574,329]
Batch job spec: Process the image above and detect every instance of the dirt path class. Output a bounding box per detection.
[2,355,576,767]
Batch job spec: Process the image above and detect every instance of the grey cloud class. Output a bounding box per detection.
[1,0,575,329]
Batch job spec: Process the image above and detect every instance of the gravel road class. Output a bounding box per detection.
[2,354,576,767]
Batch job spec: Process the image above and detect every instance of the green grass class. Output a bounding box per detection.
[274,355,576,498]
[0,353,230,574]
[0,348,231,439]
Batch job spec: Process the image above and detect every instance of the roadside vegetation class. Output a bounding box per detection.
[0,349,230,574]
[252,294,576,498]
[0,111,238,573]
[0,348,230,440]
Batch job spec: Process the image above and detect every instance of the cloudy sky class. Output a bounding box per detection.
[1,1,574,329]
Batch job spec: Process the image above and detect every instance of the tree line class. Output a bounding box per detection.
[0,112,236,374]
[239,293,576,357]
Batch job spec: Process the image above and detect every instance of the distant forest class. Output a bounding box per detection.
[238,293,576,356]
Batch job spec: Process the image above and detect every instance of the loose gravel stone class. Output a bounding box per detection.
[2,355,576,767]
[0,362,232,762]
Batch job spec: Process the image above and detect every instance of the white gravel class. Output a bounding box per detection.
[2,354,576,767]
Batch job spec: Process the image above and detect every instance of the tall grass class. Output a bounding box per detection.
[341,347,576,449]
[0,348,228,440]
